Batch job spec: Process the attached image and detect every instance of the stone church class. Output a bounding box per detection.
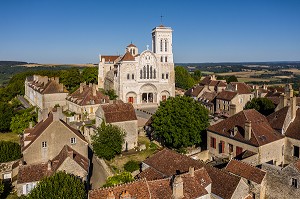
[98,25,175,107]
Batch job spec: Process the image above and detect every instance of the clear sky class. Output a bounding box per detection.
[1,0,300,63]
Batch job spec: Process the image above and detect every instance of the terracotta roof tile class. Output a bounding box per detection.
[216,90,237,101]
[121,51,135,61]
[208,109,284,147]
[184,85,204,97]
[234,150,257,160]
[127,43,136,47]
[101,55,120,63]
[225,159,266,184]
[18,163,51,184]
[101,102,137,123]
[266,96,280,105]
[293,159,300,172]
[27,77,68,94]
[199,91,217,102]
[229,82,252,94]
[286,109,300,139]
[137,167,164,181]
[267,106,290,131]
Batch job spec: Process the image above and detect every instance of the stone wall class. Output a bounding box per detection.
[57,157,88,181]
[112,120,138,150]
[259,138,285,166]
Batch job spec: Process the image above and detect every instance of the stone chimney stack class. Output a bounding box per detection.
[245,120,252,140]
[80,83,85,93]
[92,84,97,96]
[278,94,287,110]
[172,176,184,199]
[229,104,236,116]
[47,160,52,171]
[235,84,238,91]
[189,167,194,177]
[291,96,297,120]
[107,191,115,199]
[38,108,49,122]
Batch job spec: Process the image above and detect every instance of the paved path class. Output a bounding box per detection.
[17,95,31,108]
[90,154,108,189]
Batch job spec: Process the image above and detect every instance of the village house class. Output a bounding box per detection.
[215,90,239,117]
[95,101,138,150]
[66,82,109,121]
[24,75,68,110]
[207,109,285,166]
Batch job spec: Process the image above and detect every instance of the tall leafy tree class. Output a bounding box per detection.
[192,70,202,83]
[81,67,98,84]
[152,96,209,149]
[175,66,195,89]
[92,122,125,160]
[0,141,22,163]
[0,103,14,132]
[105,89,118,100]
[245,97,275,116]
[226,75,238,83]
[60,68,82,92]
[10,112,36,134]
[103,172,134,188]
[27,172,86,199]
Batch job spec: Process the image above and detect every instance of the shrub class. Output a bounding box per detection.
[124,160,140,172]
[0,141,22,163]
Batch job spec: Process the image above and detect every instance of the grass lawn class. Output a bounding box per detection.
[108,136,160,172]
[0,132,20,143]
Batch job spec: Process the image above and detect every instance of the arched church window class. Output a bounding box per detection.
[154,69,156,79]
[160,40,163,52]
[143,66,146,79]
[147,65,150,79]
[132,74,134,79]
[133,49,135,55]
[161,56,163,62]
[166,73,169,79]
[140,70,142,79]
[150,66,153,79]
[162,73,165,79]
[165,56,168,62]
[165,40,168,52]
[127,74,130,80]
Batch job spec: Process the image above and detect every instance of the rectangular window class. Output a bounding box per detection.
[210,137,216,149]
[294,146,300,158]
[219,141,225,154]
[162,74,164,79]
[292,178,298,188]
[70,137,76,145]
[229,144,233,153]
[166,73,169,79]
[42,141,47,148]
[236,146,243,156]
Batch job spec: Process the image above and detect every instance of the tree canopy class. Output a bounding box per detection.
[245,97,275,116]
[191,70,202,83]
[152,96,209,149]
[0,180,4,197]
[27,172,86,199]
[175,66,195,90]
[103,172,134,188]
[0,141,22,163]
[92,122,125,160]
[81,67,98,84]
[0,103,14,132]
[124,160,140,172]
[10,110,36,134]
[226,75,238,83]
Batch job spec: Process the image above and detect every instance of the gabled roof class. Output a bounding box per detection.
[199,91,217,102]
[100,102,137,123]
[208,109,284,147]
[225,159,266,184]
[142,148,204,177]
[120,51,135,61]
[127,43,136,47]
[229,82,252,94]
[184,85,204,97]
[286,109,300,140]
[267,106,290,131]
[66,84,109,106]
[27,77,68,94]
[136,167,165,181]
[101,55,120,63]
[216,90,237,101]
[234,150,257,160]
[18,163,52,184]
[22,112,87,151]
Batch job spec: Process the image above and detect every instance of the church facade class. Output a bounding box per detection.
[98,25,175,107]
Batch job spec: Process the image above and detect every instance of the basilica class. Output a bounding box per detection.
[98,25,175,107]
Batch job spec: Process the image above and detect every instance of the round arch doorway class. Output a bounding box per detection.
[140,84,157,104]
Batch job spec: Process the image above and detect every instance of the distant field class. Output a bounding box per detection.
[237,77,278,82]
[216,70,275,78]
[0,132,20,143]
[17,63,97,68]
[280,68,300,75]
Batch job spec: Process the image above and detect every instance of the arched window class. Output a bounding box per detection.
[132,74,134,79]
[165,40,168,52]
[154,69,156,79]
[162,73,164,79]
[133,49,135,55]
[161,56,163,62]
[150,66,153,79]
[147,65,150,79]
[160,40,163,52]
[166,73,169,79]
[143,66,146,79]
[165,56,168,62]
[127,74,130,80]
[140,70,142,79]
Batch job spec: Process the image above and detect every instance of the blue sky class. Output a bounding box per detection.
[1,0,299,63]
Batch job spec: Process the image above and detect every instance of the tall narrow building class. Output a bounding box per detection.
[98,25,175,107]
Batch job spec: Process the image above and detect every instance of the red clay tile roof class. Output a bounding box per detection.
[286,109,300,139]
[127,43,136,47]
[67,84,109,106]
[204,165,241,199]
[199,91,217,102]
[225,159,266,184]
[18,163,52,184]
[51,145,89,172]
[217,81,227,87]
[89,179,151,199]
[101,55,120,63]
[142,148,204,177]
[101,102,137,123]
[137,167,164,181]
[266,96,280,105]
[27,77,68,94]
[267,106,290,131]
[216,90,237,101]
[184,85,204,97]
[234,150,257,160]
[230,82,252,94]
[208,109,284,147]
[121,51,135,61]
[293,159,300,172]
[200,76,213,85]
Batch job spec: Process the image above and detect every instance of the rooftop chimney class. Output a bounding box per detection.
[172,176,184,199]
[229,104,236,116]
[120,190,131,199]
[92,84,97,96]
[245,120,252,140]
[291,96,297,120]
[80,83,85,93]
[47,160,52,171]
[278,93,287,110]
[106,191,115,199]
[189,167,194,177]
[235,84,238,91]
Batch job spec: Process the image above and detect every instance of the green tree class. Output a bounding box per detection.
[0,180,4,197]
[27,172,86,199]
[175,66,195,89]
[105,89,118,100]
[152,96,209,149]
[92,122,125,160]
[0,141,22,163]
[192,70,202,83]
[60,68,82,92]
[103,172,134,187]
[124,160,140,172]
[81,67,98,84]
[10,112,36,134]
[245,97,275,116]
[226,75,238,83]
[0,103,14,132]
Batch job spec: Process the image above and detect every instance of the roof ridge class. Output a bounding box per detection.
[229,159,266,173]
[95,178,146,191]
